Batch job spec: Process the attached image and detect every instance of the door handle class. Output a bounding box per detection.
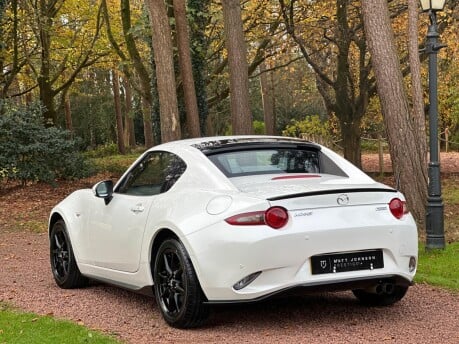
[130,204,145,214]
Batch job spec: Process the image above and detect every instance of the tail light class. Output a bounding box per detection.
[225,206,289,229]
[389,198,408,219]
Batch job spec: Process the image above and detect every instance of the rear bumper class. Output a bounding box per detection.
[185,213,418,302]
[204,275,412,304]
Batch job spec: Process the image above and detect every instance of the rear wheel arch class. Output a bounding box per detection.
[150,228,180,272]
[149,229,203,287]
[149,229,209,327]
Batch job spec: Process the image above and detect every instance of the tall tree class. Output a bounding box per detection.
[259,60,276,135]
[361,0,427,224]
[188,0,210,134]
[32,0,106,125]
[62,88,73,134]
[408,0,427,170]
[279,0,371,167]
[102,0,155,147]
[120,0,155,147]
[112,69,126,154]
[146,0,181,143]
[221,0,253,134]
[123,77,136,147]
[173,0,200,138]
[0,0,27,103]
[279,0,458,168]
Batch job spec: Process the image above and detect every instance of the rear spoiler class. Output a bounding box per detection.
[268,187,397,201]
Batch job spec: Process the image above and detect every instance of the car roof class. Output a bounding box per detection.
[149,135,320,153]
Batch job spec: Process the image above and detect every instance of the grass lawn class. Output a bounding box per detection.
[0,303,120,344]
[416,241,459,291]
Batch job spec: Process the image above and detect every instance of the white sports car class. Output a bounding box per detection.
[49,136,418,328]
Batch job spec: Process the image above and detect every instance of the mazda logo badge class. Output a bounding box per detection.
[337,194,349,205]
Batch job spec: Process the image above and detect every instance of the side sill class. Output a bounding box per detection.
[84,275,154,297]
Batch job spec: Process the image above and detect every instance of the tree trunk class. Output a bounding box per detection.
[221,0,253,134]
[259,60,276,135]
[142,97,154,148]
[112,69,126,155]
[340,118,362,168]
[120,0,154,144]
[63,90,73,135]
[120,0,151,104]
[38,0,56,124]
[0,0,21,100]
[123,77,136,147]
[361,0,427,226]
[146,0,181,143]
[408,0,428,175]
[173,0,200,138]
[188,0,210,135]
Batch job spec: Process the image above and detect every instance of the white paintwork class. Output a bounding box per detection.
[49,135,418,301]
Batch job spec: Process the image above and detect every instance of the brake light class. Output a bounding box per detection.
[225,206,289,229]
[389,198,408,219]
[265,207,289,229]
[271,175,321,180]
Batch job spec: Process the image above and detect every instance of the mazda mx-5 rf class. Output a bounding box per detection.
[49,136,418,328]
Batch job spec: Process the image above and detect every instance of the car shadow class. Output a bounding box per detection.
[80,282,406,332]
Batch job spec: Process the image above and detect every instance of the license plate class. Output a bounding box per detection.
[311,250,384,275]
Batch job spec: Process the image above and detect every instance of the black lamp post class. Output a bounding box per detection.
[420,0,446,250]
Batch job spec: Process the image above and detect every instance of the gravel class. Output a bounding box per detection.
[1,230,459,344]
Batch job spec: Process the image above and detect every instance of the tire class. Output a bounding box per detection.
[50,220,88,289]
[153,238,209,328]
[352,284,408,306]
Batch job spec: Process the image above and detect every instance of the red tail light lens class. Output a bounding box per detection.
[389,198,408,219]
[265,207,289,229]
[225,206,289,229]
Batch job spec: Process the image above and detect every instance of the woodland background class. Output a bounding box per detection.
[1,0,459,226]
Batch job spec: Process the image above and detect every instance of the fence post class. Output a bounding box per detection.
[445,127,449,153]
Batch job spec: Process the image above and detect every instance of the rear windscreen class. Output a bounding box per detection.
[207,148,321,177]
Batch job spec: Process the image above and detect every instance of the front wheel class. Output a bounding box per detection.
[153,238,209,328]
[50,220,88,289]
[353,284,408,306]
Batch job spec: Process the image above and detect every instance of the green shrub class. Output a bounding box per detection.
[83,143,119,158]
[282,115,332,143]
[0,102,92,185]
[253,120,265,134]
[90,155,138,176]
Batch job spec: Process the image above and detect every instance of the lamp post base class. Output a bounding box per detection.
[426,195,445,250]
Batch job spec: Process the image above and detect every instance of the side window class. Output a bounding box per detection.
[116,152,186,196]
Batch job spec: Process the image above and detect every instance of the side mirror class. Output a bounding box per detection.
[92,180,114,205]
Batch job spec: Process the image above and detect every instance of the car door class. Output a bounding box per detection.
[87,151,186,272]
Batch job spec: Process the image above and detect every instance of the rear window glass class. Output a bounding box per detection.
[208,149,320,177]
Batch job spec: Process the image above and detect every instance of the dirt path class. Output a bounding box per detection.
[361,152,459,173]
[1,230,459,344]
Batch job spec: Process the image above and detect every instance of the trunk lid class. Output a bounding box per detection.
[230,174,397,209]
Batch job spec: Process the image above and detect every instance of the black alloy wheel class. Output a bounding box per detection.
[153,239,209,328]
[50,220,88,289]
